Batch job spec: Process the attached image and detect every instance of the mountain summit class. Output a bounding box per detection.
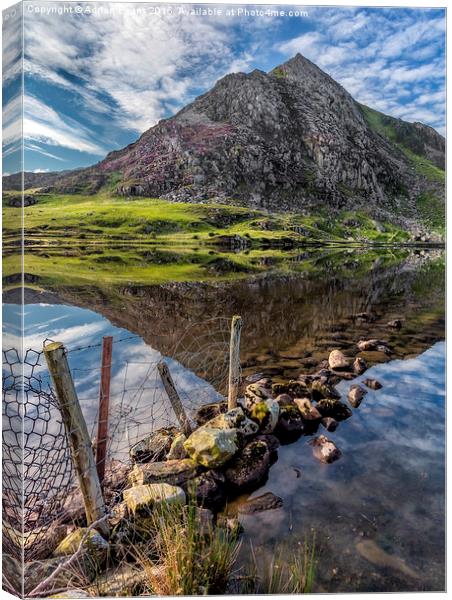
[14,53,446,228]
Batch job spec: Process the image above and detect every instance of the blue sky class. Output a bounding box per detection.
[2,3,446,174]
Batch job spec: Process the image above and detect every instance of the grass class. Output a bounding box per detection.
[416,191,445,233]
[131,502,241,595]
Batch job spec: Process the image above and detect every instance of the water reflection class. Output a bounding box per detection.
[229,343,445,592]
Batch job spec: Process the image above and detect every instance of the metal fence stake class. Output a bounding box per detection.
[43,341,109,536]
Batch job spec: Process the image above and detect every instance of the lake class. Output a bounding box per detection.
[2,245,445,591]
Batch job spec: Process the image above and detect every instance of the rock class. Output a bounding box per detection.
[353,312,371,321]
[311,379,341,401]
[24,556,92,595]
[167,432,188,460]
[85,564,148,597]
[311,435,341,464]
[255,434,280,453]
[275,393,294,405]
[275,403,305,433]
[224,439,271,489]
[184,427,238,468]
[54,528,109,565]
[128,459,199,487]
[387,319,402,329]
[348,384,367,408]
[50,590,91,598]
[123,483,186,516]
[328,349,350,370]
[245,372,266,383]
[183,505,214,536]
[246,399,280,434]
[187,471,225,508]
[294,397,322,420]
[357,339,387,352]
[204,406,259,437]
[353,357,367,375]
[316,399,352,421]
[245,383,273,405]
[238,492,283,515]
[321,417,338,432]
[216,515,244,537]
[272,380,309,397]
[364,378,383,390]
[194,401,228,426]
[130,427,179,463]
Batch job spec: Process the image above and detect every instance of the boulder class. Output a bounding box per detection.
[364,378,383,390]
[275,403,305,434]
[238,492,283,515]
[245,383,273,401]
[130,426,179,463]
[204,406,258,437]
[328,349,350,370]
[194,401,228,426]
[24,556,92,595]
[183,427,238,468]
[54,528,109,566]
[311,435,341,464]
[275,393,294,405]
[224,439,271,489]
[316,399,352,421]
[166,432,188,460]
[128,459,199,487]
[311,379,341,401]
[357,339,387,352]
[294,397,322,420]
[321,416,338,432]
[187,471,226,508]
[348,384,367,408]
[85,564,147,597]
[123,483,185,516]
[50,590,91,598]
[246,399,280,434]
[255,434,280,453]
[353,357,367,375]
[272,380,309,397]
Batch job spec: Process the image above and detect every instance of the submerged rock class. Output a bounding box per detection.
[123,483,185,516]
[364,378,383,390]
[128,459,199,487]
[328,349,350,370]
[311,435,341,464]
[387,319,402,329]
[316,399,352,421]
[184,427,238,468]
[130,427,179,463]
[238,492,283,515]
[321,416,338,432]
[348,384,367,408]
[294,397,322,420]
[224,439,271,489]
[353,357,367,375]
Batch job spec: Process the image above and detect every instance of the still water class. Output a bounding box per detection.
[2,247,445,591]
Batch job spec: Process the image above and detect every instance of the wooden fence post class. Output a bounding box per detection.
[43,341,109,536]
[157,361,192,436]
[95,336,113,486]
[227,315,242,410]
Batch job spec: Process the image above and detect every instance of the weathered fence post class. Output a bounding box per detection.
[43,341,109,536]
[157,361,193,436]
[95,336,113,486]
[227,315,242,410]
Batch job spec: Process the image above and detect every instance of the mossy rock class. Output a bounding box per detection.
[248,399,280,434]
[128,459,199,487]
[184,427,238,468]
[54,528,109,566]
[224,440,271,489]
[316,399,352,421]
[123,483,186,516]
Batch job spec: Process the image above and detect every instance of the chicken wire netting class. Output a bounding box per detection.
[2,317,235,563]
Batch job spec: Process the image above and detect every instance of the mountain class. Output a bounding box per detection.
[5,54,445,230]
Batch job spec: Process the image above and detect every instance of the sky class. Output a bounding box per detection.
[2,2,446,174]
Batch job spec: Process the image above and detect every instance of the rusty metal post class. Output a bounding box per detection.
[95,336,113,486]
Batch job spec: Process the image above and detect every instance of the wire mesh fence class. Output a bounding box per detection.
[2,317,236,564]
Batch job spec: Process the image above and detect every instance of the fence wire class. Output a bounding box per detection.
[2,317,235,564]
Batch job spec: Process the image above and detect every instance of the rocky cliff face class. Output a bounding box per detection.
[8,53,445,228]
